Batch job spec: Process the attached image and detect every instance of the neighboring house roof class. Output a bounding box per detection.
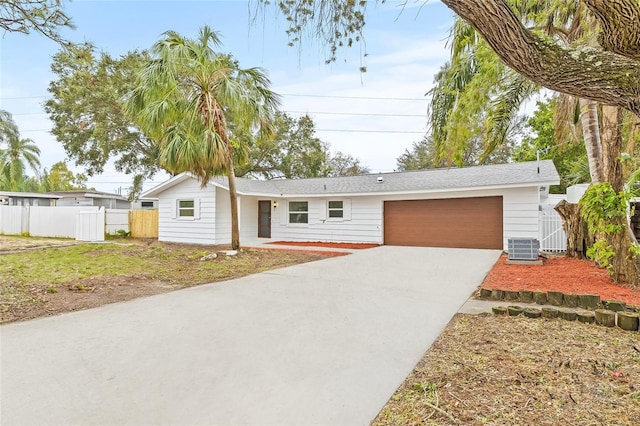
[0,191,61,199]
[48,190,128,201]
[142,160,560,198]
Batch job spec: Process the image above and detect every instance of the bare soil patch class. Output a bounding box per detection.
[482,255,640,305]
[374,314,640,426]
[268,241,380,249]
[0,238,335,324]
[0,235,76,252]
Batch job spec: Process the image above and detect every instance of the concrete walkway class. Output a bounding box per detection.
[1,246,500,426]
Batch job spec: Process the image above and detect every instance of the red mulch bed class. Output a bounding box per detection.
[268,241,380,249]
[482,255,640,305]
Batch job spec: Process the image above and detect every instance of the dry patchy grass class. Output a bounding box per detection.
[0,238,332,323]
[374,314,640,426]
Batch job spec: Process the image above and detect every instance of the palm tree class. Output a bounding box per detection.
[0,110,19,146]
[428,17,539,165]
[429,1,609,183]
[0,110,41,191]
[126,26,280,249]
[429,2,640,284]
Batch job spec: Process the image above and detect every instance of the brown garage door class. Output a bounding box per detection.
[384,196,503,249]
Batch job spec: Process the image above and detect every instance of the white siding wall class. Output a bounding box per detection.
[240,196,259,241]
[501,187,541,248]
[157,179,216,244]
[214,186,231,244]
[211,189,260,245]
[271,196,382,244]
[270,187,541,250]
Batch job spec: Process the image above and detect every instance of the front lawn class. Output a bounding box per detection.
[0,238,332,323]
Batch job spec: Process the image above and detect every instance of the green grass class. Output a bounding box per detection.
[1,242,327,323]
[0,244,146,284]
[0,243,313,286]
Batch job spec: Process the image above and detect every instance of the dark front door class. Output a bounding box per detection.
[258,200,272,238]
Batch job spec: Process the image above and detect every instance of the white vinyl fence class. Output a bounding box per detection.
[105,209,130,234]
[0,205,104,241]
[539,203,567,253]
[29,206,100,238]
[0,206,28,235]
[77,208,105,242]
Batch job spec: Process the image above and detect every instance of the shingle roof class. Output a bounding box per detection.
[144,160,559,198]
[48,190,128,200]
[0,191,61,199]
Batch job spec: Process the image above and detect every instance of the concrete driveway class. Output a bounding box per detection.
[1,246,500,425]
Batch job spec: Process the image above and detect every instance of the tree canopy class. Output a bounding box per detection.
[440,0,640,115]
[44,161,88,191]
[45,44,157,187]
[238,112,369,179]
[1,0,73,45]
[126,26,281,249]
[268,0,640,116]
[45,45,368,188]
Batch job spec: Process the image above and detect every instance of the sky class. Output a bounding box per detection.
[0,0,455,194]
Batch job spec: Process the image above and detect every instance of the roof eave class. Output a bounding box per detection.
[141,173,192,198]
[219,180,560,198]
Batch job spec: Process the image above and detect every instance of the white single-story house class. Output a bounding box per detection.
[49,190,131,209]
[141,160,560,250]
[0,191,60,206]
[131,198,159,210]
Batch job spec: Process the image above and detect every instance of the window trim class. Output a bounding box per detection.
[288,201,309,225]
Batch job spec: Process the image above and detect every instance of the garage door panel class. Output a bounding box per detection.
[384,197,503,249]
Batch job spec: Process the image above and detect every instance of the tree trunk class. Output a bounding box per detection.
[555,200,591,259]
[599,104,639,285]
[226,156,241,250]
[600,105,624,192]
[579,99,604,183]
[606,215,639,285]
[440,0,640,115]
[582,0,640,61]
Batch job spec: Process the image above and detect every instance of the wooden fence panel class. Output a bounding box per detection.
[130,209,159,238]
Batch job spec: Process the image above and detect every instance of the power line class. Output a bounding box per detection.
[12,110,427,118]
[21,128,426,135]
[317,129,424,134]
[2,93,428,102]
[287,110,426,118]
[281,93,426,101]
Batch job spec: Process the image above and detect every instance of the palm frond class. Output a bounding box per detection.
[481,71,539,161]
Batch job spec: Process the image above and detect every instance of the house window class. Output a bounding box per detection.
[328,201,344,218]
[289,201,308,224]
[178,200,195,217]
